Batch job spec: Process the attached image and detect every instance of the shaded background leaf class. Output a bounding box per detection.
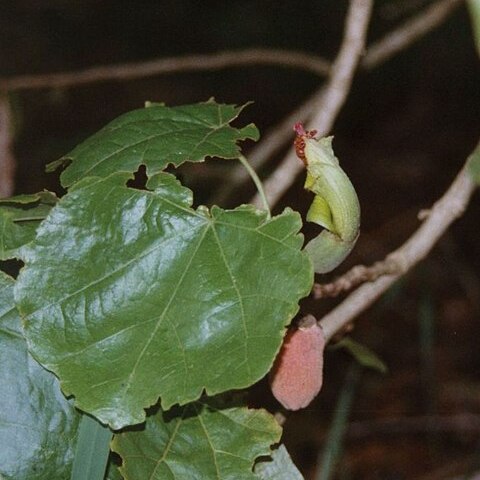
[332,337,388,374]
[0,271,81,479]
[0,191,57,260]
[16,172,312,429]
[111,401,282,480]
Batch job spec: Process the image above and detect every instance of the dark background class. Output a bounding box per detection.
[2,1,480,478]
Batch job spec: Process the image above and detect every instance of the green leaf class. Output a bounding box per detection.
[0,191,58,260]
[468,0,480,57]
[332,337,388,374]
[16,173,313,429]
[467,143,480,185]
[48,100,259,188]
[111,401,282,479]
[105,462,123,480]
[255,444,304,480]
[0,271,81,479]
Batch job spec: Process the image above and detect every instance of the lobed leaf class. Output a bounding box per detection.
[48,100,259,188]
[111,401,281,480]
[0,271,81,479]
[16,173,313,429]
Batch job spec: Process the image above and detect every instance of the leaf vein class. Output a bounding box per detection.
[209,224,251,377]
[119,225,209,401]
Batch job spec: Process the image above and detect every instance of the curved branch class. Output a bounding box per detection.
[313,259,399,298]
[0,0,462,206]
[319,142,479,342]
[0,48,330,92]
[362,0,463,69]
[223,0,458,204]
[251,0,373,207]
[0,0,461,93]
[0,0,461,206]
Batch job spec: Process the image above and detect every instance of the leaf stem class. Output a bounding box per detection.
[237,154,271,218]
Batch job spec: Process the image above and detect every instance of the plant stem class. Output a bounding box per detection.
[237,154,271,218]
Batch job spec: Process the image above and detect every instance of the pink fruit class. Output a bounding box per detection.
[269,315,326,410]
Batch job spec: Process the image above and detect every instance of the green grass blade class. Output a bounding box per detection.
[71,413,113,480]
[315,364,361,480]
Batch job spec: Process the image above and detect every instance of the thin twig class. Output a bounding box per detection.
[0,0,461,205]
[0,0,461,206]
[0,95,15,197]
[319,143,479,342]
[313,259,400,298]
[0,48,330,92]
[362,0,463,69]
[0,0,461,93]
[251,0,373,208]
[216,0,462,205]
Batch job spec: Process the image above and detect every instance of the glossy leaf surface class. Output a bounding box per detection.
[111,401,281,480]
[48,101,259,187]
[0,271,80,479]
[16,173,313,429]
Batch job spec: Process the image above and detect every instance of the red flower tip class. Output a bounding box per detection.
[293,122,306,137]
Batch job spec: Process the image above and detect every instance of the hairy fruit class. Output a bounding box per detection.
[269,315,326,410]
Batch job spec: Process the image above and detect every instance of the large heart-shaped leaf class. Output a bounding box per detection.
[111,401,281,480]
[16,173,313,429]
[0,191,57,260]
[47,100,259,188]
[0,271,81,479]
